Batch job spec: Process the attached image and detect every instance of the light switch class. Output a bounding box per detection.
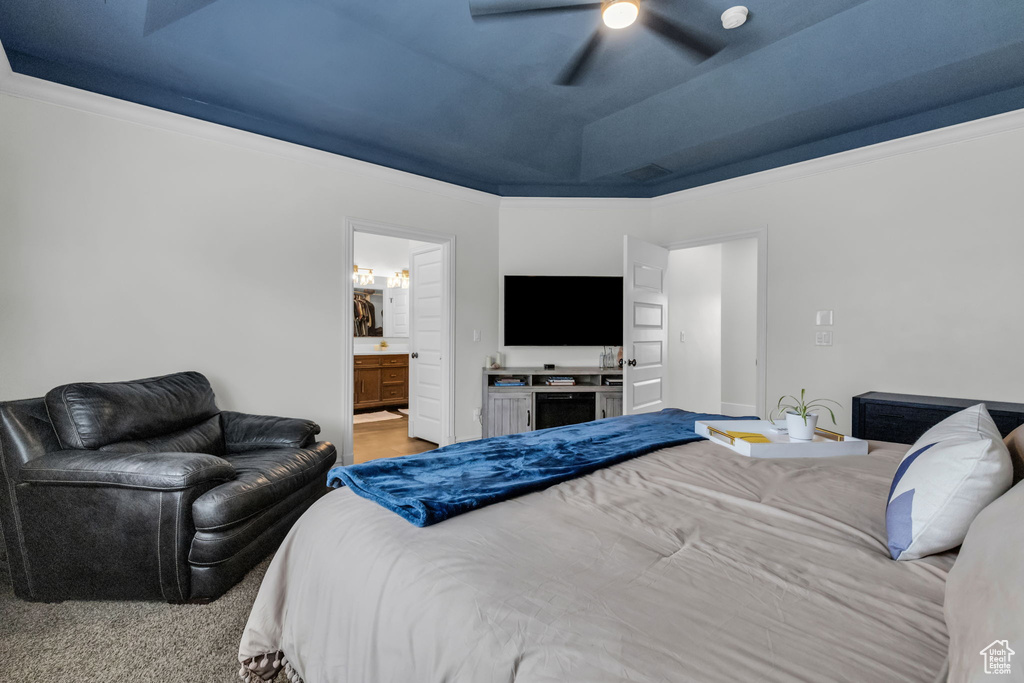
[816,310,834,326]
[815,331,833,346]
[472,329,481,342]
[680,331,686,342]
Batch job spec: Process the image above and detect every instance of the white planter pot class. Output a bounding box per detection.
[786,412,819,440]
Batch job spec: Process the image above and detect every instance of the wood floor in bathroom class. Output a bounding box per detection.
[352,412,436,464]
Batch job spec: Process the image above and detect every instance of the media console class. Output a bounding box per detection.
[481,367,623,438]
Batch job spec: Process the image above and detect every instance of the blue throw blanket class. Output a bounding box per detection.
[328,408,746,526]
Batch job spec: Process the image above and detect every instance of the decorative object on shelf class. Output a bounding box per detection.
[387,270,410,289]
[489,352,503,369]
[493,376,526,387]
[599,346,619,369]
[771,389,841,441]
[352,265,375,286]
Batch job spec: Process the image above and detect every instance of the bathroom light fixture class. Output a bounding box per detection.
[352,265,374,286]
[387,270,410,289]
[602,0,639,29]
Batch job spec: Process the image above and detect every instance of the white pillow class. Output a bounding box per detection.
[886,404,1012,561]
[945,480,1024,680]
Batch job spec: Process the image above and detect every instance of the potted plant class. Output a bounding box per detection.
[772,389,841,441]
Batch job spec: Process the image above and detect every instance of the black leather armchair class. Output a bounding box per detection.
[0,371,336,602]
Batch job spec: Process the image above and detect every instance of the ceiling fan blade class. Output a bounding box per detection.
[555,29,603,86]
[641,10,723,60]
[470,0,601,19]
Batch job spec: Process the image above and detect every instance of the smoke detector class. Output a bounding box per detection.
[721,6,748,29]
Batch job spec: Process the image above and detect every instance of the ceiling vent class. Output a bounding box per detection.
[623,163,671,183]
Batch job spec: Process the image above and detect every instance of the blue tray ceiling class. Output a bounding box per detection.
[2,0,1023,197]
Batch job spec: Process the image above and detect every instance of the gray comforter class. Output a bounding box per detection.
[239,439,954,682]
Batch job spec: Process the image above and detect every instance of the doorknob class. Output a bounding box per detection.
[411,352,419,359]
[627,359,637,367]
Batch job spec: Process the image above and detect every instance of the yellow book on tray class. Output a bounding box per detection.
[725,431,772,444]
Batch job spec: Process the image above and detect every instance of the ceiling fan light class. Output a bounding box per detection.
[602,0,639,30]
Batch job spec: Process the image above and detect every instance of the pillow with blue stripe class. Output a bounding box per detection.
[886,404,1012,561]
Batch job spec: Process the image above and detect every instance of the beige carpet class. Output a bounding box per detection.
[353,410,404,424]
[0,556,284,683]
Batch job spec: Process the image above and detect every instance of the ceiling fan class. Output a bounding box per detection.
[469,0,725,86]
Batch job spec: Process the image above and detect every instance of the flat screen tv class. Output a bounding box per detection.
[504,275,623,346]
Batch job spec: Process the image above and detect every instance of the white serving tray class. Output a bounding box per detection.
[695,420,869,458]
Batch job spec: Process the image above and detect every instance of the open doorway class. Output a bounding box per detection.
[621,232,766,418]
[666,237,761,416]
[343,220,455,466]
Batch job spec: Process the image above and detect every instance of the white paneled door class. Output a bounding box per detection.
[623,235,669,414]
[408,243,444,444]
[384,286,409,337]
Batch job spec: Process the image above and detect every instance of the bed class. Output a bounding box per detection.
[238,426,954,683]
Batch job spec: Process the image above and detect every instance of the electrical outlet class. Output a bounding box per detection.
[816,310,834,326]
[473,407,481,423]
[815,331,833,346]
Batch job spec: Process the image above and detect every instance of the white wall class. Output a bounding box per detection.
[499,117,1024,434]
[656,124,1024,432]
[666,244,722,413]
[5,68,1024,443]
[719,238,758,416]
[0,91,499,447]
[497,200,649,367]
[353,232,413,280]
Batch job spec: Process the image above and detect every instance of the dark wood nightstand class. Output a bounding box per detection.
[852,392,1024,445]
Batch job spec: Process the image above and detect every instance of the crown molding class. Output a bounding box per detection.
[0,45,499,208]
[0,40,11,82]
[497,105,1024,212]
[649,105,1024,209]
[498,196,651,212]
[4,37,1023,212]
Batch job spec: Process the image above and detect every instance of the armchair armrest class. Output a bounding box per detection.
[221,411,320,452]
[19,450,235,490]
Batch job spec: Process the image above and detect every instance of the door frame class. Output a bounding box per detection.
[342,218,456,465]
[663,227,768,418]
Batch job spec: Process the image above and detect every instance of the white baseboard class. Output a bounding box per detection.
[721,402,757,417]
